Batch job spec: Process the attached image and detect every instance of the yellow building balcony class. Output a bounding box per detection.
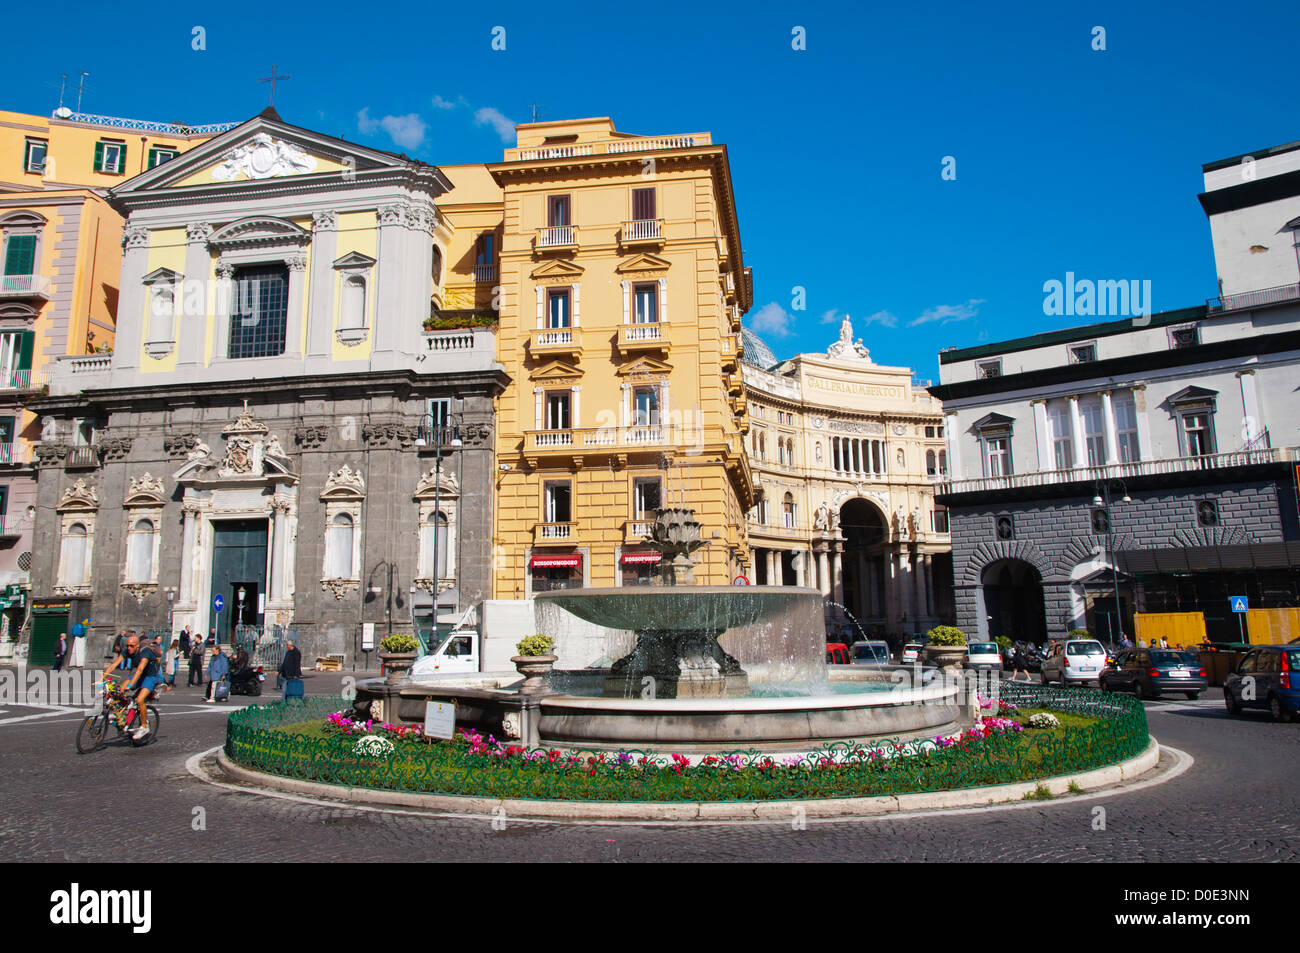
[474,263,497,283]
[523,424,686,464]
[535,225,579,251]
[616,321,670,355]
[620,219,663,246]
[533,522,577,545]
[506,133,712,163]
[529,326,583,358]
[0,274,51,303]
[721,331,742,370]
[623,518,655,544]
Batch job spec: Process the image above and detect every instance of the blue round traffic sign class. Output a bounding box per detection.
[213,594,225,612]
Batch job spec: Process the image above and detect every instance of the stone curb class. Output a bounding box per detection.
[212,735,1161,821]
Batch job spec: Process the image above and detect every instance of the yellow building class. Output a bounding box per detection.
[0,108,225,629]
[742,317,954,644]
[456,118,753,597]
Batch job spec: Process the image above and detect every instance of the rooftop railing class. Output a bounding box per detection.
[1207,282,1300,314]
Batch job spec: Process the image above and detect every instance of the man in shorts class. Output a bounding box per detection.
[102,634,162,740]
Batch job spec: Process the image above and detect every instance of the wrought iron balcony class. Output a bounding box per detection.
[1208,282,1300,314]
[474,263,497,283]
[64,446,100,469]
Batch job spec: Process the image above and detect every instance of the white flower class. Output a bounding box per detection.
[1026,712,1060,729]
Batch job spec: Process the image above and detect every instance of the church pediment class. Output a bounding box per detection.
[529,259,585,281]
[531,360,583,381]
[110,111,426,195]
[141,266,183,285]
[615,253,670,274]
[333,250,376,269]
[616,356,673,376]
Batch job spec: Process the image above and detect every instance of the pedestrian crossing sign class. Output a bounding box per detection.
[1230,596,1249,613]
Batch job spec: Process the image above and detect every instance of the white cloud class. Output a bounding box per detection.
[431,95,458,110]
[819,309,839,324]
[750,302,794,337]
[356,109,428,150]
[475,106,517,143]
[908,298,985,327]
[862,310,899,328]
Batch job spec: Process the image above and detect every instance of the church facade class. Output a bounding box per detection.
[24,109,506,663]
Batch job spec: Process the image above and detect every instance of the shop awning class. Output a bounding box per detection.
[530,554,581,569]
[621,552,662,565]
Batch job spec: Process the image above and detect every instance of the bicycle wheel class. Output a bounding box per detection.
[75,714,108,754]
[129,706,161,747]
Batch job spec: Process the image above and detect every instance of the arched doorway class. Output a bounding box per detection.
[981,559,1047,644]
[839,498,888,635]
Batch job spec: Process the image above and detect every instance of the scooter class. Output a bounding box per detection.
[228,664,264,697]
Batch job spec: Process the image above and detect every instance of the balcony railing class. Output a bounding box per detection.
[508,134,710,163]
[474,263,497,283]
[64,446,100,469]
[0,369,47,390]
[937,446,1294,496]
[524,425,687,453]
[622,219,663,243]
[623,519,654,543]
[536,225,578,249]
[0,274,51,299]
[1208,282,1300,314]
[534,522,576,542]
[422,330,477,352]
[0,443,21,465]
[617,322,668,353]
[529,327,582,355]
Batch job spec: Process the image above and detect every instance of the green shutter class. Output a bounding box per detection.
[116,143,127,173]
[93,141,105,172]
[17,331,34,371]
[3,235,35,276]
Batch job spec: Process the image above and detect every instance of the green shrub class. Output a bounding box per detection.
[926,625,967,647]
[379,633,420,653]
[515,633,555,657]
[1067,628,1091,640]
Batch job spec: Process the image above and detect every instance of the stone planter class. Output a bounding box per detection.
[378,650,419,685]
[923,644,968,670]
[511,654,558,695]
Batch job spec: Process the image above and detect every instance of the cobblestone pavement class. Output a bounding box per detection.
[1,667,1296,862]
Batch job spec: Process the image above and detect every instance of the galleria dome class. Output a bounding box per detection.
[740,325,779,371]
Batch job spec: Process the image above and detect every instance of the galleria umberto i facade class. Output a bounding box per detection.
[742,318,955,642]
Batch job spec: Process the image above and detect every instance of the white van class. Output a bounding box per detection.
[965,641,1004,672]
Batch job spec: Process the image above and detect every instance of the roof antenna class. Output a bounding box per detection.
[75,71,90,115]
[529,103,544,123]
[56,74,67,111]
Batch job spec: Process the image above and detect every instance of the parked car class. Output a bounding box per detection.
[1100,649,1208,699]
[826,642,851,666]
[965,641,1004,673]
[1223,644,1300,721]
[1041,639,1108,686]
[850,640,892,667]
[900,642,924,664]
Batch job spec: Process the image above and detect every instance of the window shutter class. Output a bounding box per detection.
[3,235,36,276]
[116,144,127,173]
[18,331,34,371]
[93,141,105,172]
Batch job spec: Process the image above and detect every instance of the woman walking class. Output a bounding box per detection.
[205,644,229,702]
[163,638,181,686]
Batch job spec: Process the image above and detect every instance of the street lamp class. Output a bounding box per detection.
[1093,480,1131,645]
[236,586,246,642]
[415,412,463,604]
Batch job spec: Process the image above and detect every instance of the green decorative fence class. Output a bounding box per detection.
[224,685,1150,803]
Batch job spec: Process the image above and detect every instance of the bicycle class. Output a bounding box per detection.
[75,676,161,753]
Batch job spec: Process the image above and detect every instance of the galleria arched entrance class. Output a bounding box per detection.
[839,498,889,632]
[980,558,1047,644]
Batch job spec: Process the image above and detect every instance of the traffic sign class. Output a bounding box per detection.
[732,575,751,586]
[213,594,225,613]
[1230,596,1249,614]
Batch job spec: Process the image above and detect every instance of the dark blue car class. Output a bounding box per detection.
[1223,645,1300,722]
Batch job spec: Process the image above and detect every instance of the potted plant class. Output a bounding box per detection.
[377,633,420,684]
[511,633,557,694]
[922,625,968,669]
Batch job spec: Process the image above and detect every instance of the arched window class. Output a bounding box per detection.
[786,439,795,465]
[815,442,822,463]
[340,275,366,330]
[61,522,88,586]
[938,450,947,475]
[327,512,354,578]
[431,245,443,285]
[926,449,937,476]
[758,433,766,460]
[126,518,155,583]
[783,492,795,529]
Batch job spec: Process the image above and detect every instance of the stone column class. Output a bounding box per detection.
[283,254,307,360]
[371,203,408,362]
[1068,395,1086,469]
[944,413,961,480]
[794,550,806,588]
[112,226,151,374]
[899,551,913,628]
[1101,390,1120,465]
[766,549,777,586]
[178,501,200,603]
[269,498,289,601]
[1133,385,1152,460]
[818,546,830,597]
[178,223,211,368]
[831,543,843,607]
[1237,370,1261,445]
[1032,399,1051,471]
[212,263,233,361]
[920,553,933,618]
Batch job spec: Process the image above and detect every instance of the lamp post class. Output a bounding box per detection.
[1092,480,1131,646]
[236,586,246,644]
[414,412,463,611]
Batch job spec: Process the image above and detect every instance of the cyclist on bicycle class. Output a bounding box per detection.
[101,634,161,740]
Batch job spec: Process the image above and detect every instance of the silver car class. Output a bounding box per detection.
[1041,639,1107,686]
[850,641,892,667]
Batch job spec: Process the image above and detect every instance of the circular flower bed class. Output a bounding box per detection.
[225,683,1149,803]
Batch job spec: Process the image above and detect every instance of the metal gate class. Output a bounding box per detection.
[232,624,294,670]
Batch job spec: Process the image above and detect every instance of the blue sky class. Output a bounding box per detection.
[11,1,1299,378]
